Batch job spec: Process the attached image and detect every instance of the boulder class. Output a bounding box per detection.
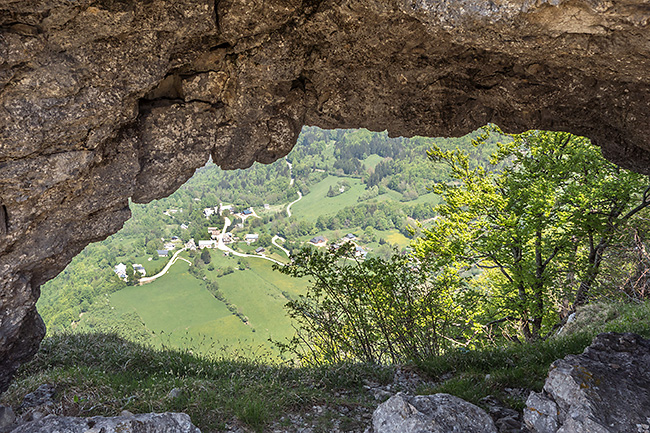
[524,332,650,433]
[373,392,497,433]
[9,412,200,433]
[0,406,16,433]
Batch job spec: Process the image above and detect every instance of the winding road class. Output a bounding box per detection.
[271,235,290,257]
[287,160,294,186]
[286,191,302,218]
[138,247,188,284]
[216,218,285,265]
[285,158,302,217]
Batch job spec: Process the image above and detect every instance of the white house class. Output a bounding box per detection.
[203,207,215,218]
[219,203,234,215]
[355,246,368,258]
[198,240,217,249]
[208,227,221,239]
[114,263,127,280]
[244,233,259,243]
[132,264,146,276]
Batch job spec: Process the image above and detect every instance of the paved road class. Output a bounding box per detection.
[139,247,188,284]
[287,160,294,186]
[216,218,285,265]
[271,235,290,257]
[286,191,302,218]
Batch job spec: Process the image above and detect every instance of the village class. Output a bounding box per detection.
[113,202,368,282]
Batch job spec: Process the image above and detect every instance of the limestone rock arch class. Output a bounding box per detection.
[2,0,650,392]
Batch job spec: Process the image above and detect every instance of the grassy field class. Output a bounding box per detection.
[362,154,384,170]
[7,301,650,432]
[109,261,253,353]
[291,176,366,222]
[93,250,310,357]
[375,229,411,248]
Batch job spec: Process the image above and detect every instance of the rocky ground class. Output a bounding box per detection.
[2,330,650,433]
[0,366,529,433]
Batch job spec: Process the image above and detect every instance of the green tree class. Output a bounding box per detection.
[274,243,476,364]
[415,128,650,342]
[200,248,212,265]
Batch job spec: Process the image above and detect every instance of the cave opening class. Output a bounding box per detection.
[4,0,650,429]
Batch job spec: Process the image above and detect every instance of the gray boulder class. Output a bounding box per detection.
[524,332,650,433]
[0,406,16,433]
[10,412,200,433]
[373,392,497,433]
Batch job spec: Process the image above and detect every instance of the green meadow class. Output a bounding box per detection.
[290,175,367,221]
[99,251,309,357]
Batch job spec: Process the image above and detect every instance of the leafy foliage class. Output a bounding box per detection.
[414,128,650,341]
[274,243,478,364]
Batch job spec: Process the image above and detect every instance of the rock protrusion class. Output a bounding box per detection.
[524,332,650,433]
[373,392,498,433]
[9,412,201,433]
[0,406,16,433]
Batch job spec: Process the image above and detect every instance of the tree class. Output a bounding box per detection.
[145,239,161,255]
[258,233,272,248]
[273,243,476,365]
[200,248,212,265]
[414,128,650,342]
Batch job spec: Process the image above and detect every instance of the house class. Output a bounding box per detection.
[223,232,233,244]
[180,223,189,230]
[344,233,356,240]
[113,263,127,280]
[263,204,270,210]
[355,246,367,258]
[163,242,175,250]
[255,247,265,254]
[242,208,253,216]
[185,239,197,250]
[309,235,328,246]
[157,250,169,257]
[203,207,215,218]
[208,227,221,239]
[244,233,259,243]
[170,236,179,241]
[198,240,217,249]
[132,264,146,276]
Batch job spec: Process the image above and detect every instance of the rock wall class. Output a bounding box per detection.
[2,0,650,393]
[525,332,650,433]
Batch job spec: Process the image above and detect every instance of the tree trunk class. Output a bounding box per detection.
[574,239,606,308]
